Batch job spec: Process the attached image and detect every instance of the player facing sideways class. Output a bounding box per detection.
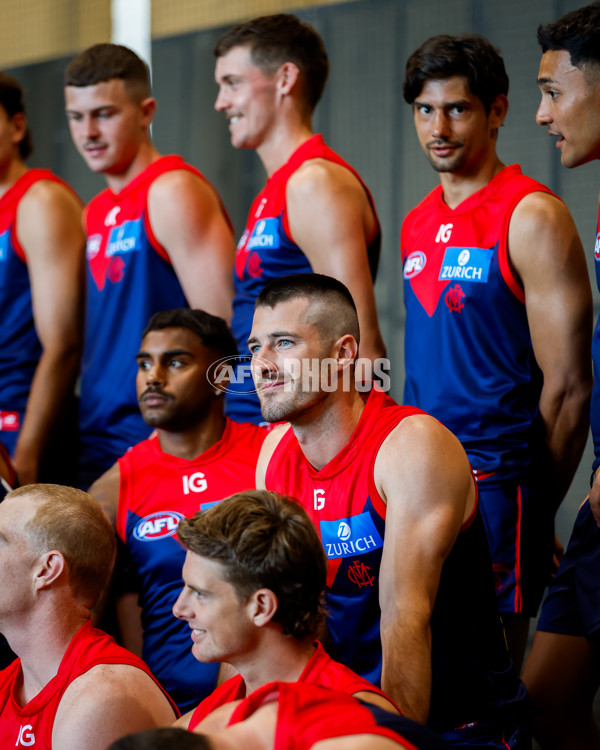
[251,274,529,748]
[0,484,177,750]
[64,43,236,487]
[89,309,267,712]
[401,33,592,669]
[522,4,600,748]
[0,72,84,485]
[172,489,399,730]
[213,13,386,423]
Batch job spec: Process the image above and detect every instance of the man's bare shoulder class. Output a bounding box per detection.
[148,167,216,205]
[287,157,366,201]
[53,662,176,750]
[21,176,81,209]
[88,461,121,525]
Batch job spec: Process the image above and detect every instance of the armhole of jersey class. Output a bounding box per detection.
[367,419,402,518]
[460,472,479,532]
[498,188,553,305]
[115,459,128,542]
[143,204,171,264]
[264,428,293,488]
[10,223,26,263]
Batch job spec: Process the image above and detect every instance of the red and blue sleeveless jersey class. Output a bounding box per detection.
[402,165,552,478]
[81,156,223,478]
[227,135,381,424]
[229,682,446,750]
[116,419,266,711]
[265,388,523,733]
[188,641,394,729]
[0,169,74,455]
[591,199,600,472]
[0,620,177,749]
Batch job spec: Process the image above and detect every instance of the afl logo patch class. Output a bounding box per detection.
[595,232,600,262]
[403,251,426,279]
[133,511,184,542]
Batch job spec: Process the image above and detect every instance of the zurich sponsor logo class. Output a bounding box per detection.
[438,246,492,283]
[403,251,426,279]
[247,218,279,250]
[0,230,8,262]
[106,219,142,256]
[86,233,102,260]
[133,511,184,542]
[595,232,600,262]
[319,512,383,559]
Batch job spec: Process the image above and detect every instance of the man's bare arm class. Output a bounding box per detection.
[509,192,592,513]
[147,170,235,322]
[88,462,121,526]
[374,415,475,722]
[13,179,85,484]
[53,663,177,750]
[286,160,386,363]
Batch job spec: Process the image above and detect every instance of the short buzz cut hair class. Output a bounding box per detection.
[142,308,238,361]
[403,33,509,114]
[64,43,151,100]
[177,490,327,641]
[213,13,329,112]
[537,2,600,71]
[255,273,360,347]
[7,484,116,608]
[0,72,33,160]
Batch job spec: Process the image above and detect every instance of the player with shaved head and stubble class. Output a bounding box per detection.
[249,273,528,748]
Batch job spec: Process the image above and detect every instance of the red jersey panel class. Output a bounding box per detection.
[188,640,394,730]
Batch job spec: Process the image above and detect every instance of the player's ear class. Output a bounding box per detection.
[139,97,157,128]
[10,112,27,148]
[334,334,358,368]
[276,62,301,98]
[488,94,508,134]
[34,550,66,591]
[249,588,278,627]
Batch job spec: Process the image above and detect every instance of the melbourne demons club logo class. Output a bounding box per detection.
[444,284,465,313]
[347,560,375,588]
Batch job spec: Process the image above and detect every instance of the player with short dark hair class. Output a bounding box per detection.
[401,32,592,669]
[89,310,266,712]
[213,13,385,424]
[521,5,600,747]
[0,484,177,749]
[64,43,236,487]
[251,273,528,747]
[173,489,398,731]
[0,72,84,486]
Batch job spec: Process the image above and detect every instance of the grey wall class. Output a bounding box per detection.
[8,0,596,538]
